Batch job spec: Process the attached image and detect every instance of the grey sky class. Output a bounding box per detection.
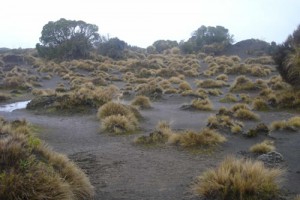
[0,0,299,48]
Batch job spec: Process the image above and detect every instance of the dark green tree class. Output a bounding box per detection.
[36,18,100,60]
[180,25,233,54]
[152,40,178,53]
[273,25,300,87]
[98,37,127,59]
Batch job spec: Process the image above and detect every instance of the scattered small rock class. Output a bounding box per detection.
[257,151,284,167]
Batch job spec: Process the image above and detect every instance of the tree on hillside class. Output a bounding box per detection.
[151,40,178,53]
[180,25,233,54]
[36,18,100,60]
[273,25,300,88]
[98,37,127,59]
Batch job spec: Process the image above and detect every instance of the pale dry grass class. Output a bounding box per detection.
[192,156,283,200]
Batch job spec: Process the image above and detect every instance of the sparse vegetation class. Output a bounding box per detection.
[270,116,300,132]
[192,156,283,200]
[0,118,94,200]
[250,140,275,154]
[131,95,152,109]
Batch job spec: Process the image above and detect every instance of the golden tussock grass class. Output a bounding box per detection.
[250,140,275,154]
[219,93,238,103]
[0,118,94,200]
[178,81,192,91]
[98,101,141,134]
[178,128,226,148]
[252,98,269,111]
[216,74,228,81]
[102,114,138,134]
[131,95,152,109]
[233,108,260,120]
[270,116,300,132]
[230,75,257,92]
[192,156,283,200]
[191,98,214,111]
[195,79,227,88]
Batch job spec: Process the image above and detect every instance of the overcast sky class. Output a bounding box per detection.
[1,0,299,48]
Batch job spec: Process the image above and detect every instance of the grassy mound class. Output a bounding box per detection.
[192,156,283,200]
[98,101,141,134]
[0,118,94,200]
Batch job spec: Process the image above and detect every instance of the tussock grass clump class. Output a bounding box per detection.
[270,116,300,132]
[0,118,94,200]
[98,101,141,119]
[250,140,275,154]
[196,79,227,88]
[207,114,244,134]
[102,114,138,134]
[246,123,270,137]
[192,156,283,200]
[230,75,257,92]
[178,81,192,91]
[234,108,260,120]
[131,95,152,109]
[191,98,214,111]
[245,56,275,65]
[178,128,226,148]
[216,74,228,81]
[134,121,172,145]
[250,65,272,77]
[219,93,238,103]
[98,101,141,134]
[135,81,163,99]
[230,103,260,120]
[252,98,269,111]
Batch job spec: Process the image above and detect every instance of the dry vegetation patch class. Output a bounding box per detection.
[0,118,94,200]
[192,156,284,200]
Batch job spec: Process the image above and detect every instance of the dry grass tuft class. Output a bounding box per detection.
[252,98,269,111]
[270,116,300,132]
[233,108,260,120]
[230,75,257,92]
[178,128,226,148]
[98,101,141,134]
[219,93,238,103]
[192,156,283,200]
[191,98,214,111]
[131,95,152,109]
[250,140,275,154]
[0,118,94,200]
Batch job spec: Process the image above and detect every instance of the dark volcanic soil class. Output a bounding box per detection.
[1,94,300,200]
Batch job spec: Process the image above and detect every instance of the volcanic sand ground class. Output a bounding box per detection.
[0,60,300,200]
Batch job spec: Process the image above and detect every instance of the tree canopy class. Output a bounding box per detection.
[180,25,233,54]
[36,18,100,59]
[98,37,127,59]
[273,25,300,87]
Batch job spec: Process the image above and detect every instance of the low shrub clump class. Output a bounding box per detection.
[250,140,275,154]
[270,116,300,132]
[134,121,172,145]
[230,103,260,120]
[131,95,152,109]
[219,93,238,103]
[98,101,141,134]
[0,92,11,102]
[207,114,244,134]
[0,118,94,200]
[196,79,228,88]
[191,98,214,111]
[192,156,283,200]
[135,123,226,149]
[230,75,258,92]
[252,98,269,111]
[178,128,226,148]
